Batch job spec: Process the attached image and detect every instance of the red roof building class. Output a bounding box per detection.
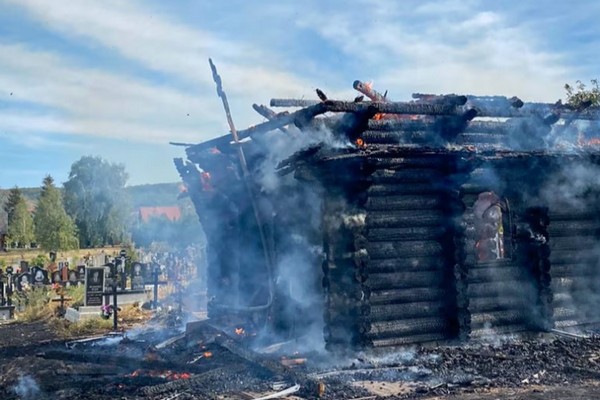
[138,206,182,223]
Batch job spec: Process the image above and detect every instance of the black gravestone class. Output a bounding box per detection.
[51,270,62,284]
[31,266,48,286]
[20,261,29,273]
[131,262,145,290]
[16,273,31,291]
[85,267,105,306]
[68,269,79,284]
[77,265,86,282]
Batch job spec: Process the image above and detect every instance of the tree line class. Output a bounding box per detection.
[4,156,134,251]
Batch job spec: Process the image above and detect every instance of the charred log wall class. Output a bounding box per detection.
[321,152,463,348]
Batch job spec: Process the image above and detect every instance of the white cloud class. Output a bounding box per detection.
[295,1,572,101]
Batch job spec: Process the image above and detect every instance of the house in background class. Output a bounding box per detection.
[138,206,181,223]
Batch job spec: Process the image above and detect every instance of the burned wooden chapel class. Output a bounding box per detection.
[174,70,600,350]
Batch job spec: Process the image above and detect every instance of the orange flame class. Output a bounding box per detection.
[203,351,213,358]
[235,327,245,335]
[355,138,365,147]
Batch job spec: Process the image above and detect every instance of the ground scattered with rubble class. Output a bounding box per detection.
[2,320,600,399]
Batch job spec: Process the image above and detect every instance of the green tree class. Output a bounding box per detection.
[64,156,130,248]
[7,197,34,247]
[33,176,79,251]
[4,186,23,227]
[564,79,600,108]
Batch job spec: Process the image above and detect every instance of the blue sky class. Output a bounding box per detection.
[0,0,598,188]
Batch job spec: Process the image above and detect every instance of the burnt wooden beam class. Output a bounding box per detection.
[270,98,320,107]
[252,104,291,135]
[187,102,328,152]
[353,80,387,102]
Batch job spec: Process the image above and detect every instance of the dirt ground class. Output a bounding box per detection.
[2,320,600,399]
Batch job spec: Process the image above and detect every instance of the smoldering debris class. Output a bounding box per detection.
[13,375,40,400]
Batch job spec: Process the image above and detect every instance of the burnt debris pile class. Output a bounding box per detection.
[174,76,600,349]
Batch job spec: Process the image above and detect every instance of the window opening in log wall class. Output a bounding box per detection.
[473,191,511,262]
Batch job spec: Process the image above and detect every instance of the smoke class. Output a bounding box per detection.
[13,375,40,400]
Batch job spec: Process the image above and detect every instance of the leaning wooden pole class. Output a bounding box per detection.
[208,58,274,311]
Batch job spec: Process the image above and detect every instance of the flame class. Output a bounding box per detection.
[373,113,385,120]
[235,327,245,335]
[355,138,365,147]
[200,171,213,191]
[203,351,213,358]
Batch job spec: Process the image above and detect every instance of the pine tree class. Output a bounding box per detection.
[33,175,79,251]
[4,186,23,227]
[7,197,34,247]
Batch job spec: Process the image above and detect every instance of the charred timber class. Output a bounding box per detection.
[369,332,448,347]
[549,236,600,251]
[353,80,388,102]
[369,169,444,183]
[366,256,447,273]
[367,287,447,305]
[367,210,446,228]
[362,301,447,320]
[409,93,468,106]
[187,102,329,152]
[362,316,449,337]
[468,296,527,313]
[365,195,444,211]
[549,250,600,265]
[364,269,446,290]
[367,226,448,242]
[470,309,529,327]
[367,240,444,260]
[467,281,532,298]
[368,183,452,196]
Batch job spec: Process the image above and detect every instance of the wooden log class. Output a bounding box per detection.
[549,236,600,251]
[369,332,448,347]
[550,264,599,278]
[468,296,527,313]
[467,281,531,298]
[547,220,600,237]
[370,169,444,184]
[368,183,449,196]
[365,195,443,211]
[367,240,443,260]
[467,266,531,284]
[366,210,445,228]
[362,301,447,320]
[364,270,445,290]
[367,226,447,243]
[363,316,449,337]
[368,287,447,305]
[470,309,529,327]
[365,256,448,274]
[549,250,600,265]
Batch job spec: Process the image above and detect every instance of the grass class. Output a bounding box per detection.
[0,247,124,266]
[13,284,152,339]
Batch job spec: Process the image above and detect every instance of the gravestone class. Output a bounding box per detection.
[16,272,31,291]
[31,266,48,286]
[78,265,86,282]
[85,267,105,306]
[51,270,62,284]
[131,262,145,290]
[20,261,29,273]
[68,269,79,284]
